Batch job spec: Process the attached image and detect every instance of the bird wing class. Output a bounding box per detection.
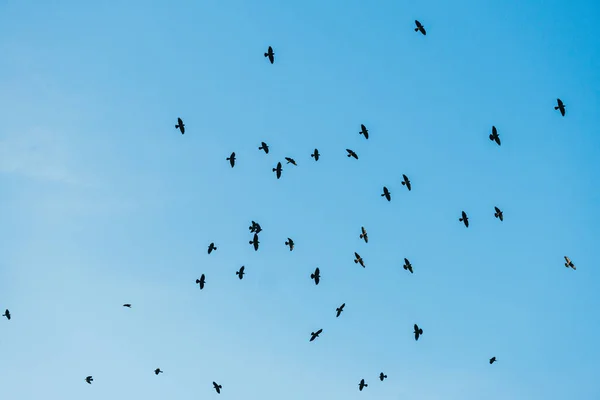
[495,206,500,213]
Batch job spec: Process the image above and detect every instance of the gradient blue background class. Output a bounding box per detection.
[1,0,599,399]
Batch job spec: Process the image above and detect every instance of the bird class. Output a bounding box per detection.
[381,186,391,201]
[489,126,501,146]
[564,256,576,270]
[249,220,262,234]
[85,376,93,384]
[354,252,365,268]
[403,258,413,274]
[359,124,369,139]
[414,20,426,35]
[401,174,412,191]
[154,368,163,375]
[309,329,323,341]
[358,379,368,391]
[259,141,269,154]
[336,303,345,317]
[459,211,469,227]
[494,206,504,221]
[236,266,245,280]
[379,372,387,381]
[175,117,185,134]
[285,238,294,251]
[273,162,282,179]
[249,233,260,251]
[264,46,275,64]
[311,148,320,161]
[414,324,423,341]
[285,157,297,166]
[226,152,236,168]
[359,226,368,243]
[213,381,222,394]
[196,274,206,290]
[208,242,218,254]
[489,357,497,364]
[346,149,358,159]
[2,309,10,320]
[311,267,321,285]
[123,304,131,308]
[555,98,566,116]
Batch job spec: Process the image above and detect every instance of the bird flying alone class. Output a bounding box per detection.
[249,233,260,251]
[196,274,206,290]
[403,258,413,274]
[259,141,269,154]
[236,266,245,279]
[360,226,368,243]
[311,267,321,285]
[555,98,566,116]
[154,368,163,375]
[85,376,93,384]
[459,211,469,227]
[359,124,369,140]
[273,162,282,179]
[208,242,218,254]
[354,252,365,268]
[264,46,275,64]
[285,238,294,251]
[123,304,131,308]
[226,152,236,168]
[310,328,323,342]
[2,309,11,320]
[401,174,412,191]
[213,381,222,394]
[175,117,185,134]
[414,20,426,35]
[489,357,497,364]
[381,186,391,201]
[564,256,576,270]
[494,206,504,221]
[414,324,423,341]
[359,379,368,391]
[285,157,297,166]
[311,148,320,161]
[346,149,358,159]
[379,372,387,381]
[489,126,501,146]
[336,303,345,317]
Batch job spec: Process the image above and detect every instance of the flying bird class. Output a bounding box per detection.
[414,324,423,341]
[285,157,297,166]
[226,152,236,168]
[564,256,576,270]
[494,206,504,221]
[379,372,387,381]
[249,233,260,251]
[459,211,469,227]
[249,220,262,234]
[489,357,497,364]
[196,274,206,290]
[346,149,358,159]
[236,266,245,279]
[208,242,218,254]
[123,304,131,308]
[336,303,345,317]
[359,226,368,243]
[309,329,323,341]
[381,186,391,201]
[259,141,269,154]
[264,46,275,64]
[285,238,294,251]
[354,252,365,268]
[311,148,320,161]
[489,126,501,146]
[175,117,185,134]
[213,381,222,394]
[273,162,282,179]
[359,124,369,140]
[401,174,412,191]
[85,376,93,384]
[555,98,566,116]
[154,368,163,375]
[2,309,10,320]
[358,379,368,391]
[311,267,321,285]
[403,258,413,274]
[414,20,426,35]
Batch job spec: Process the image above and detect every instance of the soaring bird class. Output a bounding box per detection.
[196,274,206,290]
[264,46,275,64]
[346,149,358,159]
[403,258,413,274]
[564,256,576,270]
[379,372,387,381]
[359,226,368,243]
[123,304,132,308]
[354,252,365,268]
[359,124,369,140]
[226,152,236,168]
[236,266,245,280]
[381,186,391,201]
[208,242,218,254]
[2,309,10,320]
[285,238,294,251]
[310,329,323,342]
[311,267,321,285]
[489,357,497,364]
[401,174,412,191]
[249,233,260,251]
[285,157,297,166]
[459,211,469,228]
[311,148,320,161]
[414,20,426,35]
[414,324,423,341]
[85,376,93,384]
[489,126,501,146]
[154,368,163,375]
[213,381,222,394]
[249,220,262,234]
[259,141,269,154]
[555,98,566,116]
[273,162,282,179]
[175,117,185,134]
[336,303,345,317]
[494,206,504,221]
[358,379,368,391]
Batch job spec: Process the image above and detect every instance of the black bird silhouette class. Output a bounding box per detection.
[285,238,294,251]
[401,174,412,191]
[414,324,423,341]
[236,266,245,279]
[154,368,163,375]
[359,124,369,139]
[489,357,497,364]
[354,252,365,268]
[309,329,323,341]
[226,152,236,168]
[213,381,222,394]
[196,274,206,290]
[249,233,260,251]
[415,20,426,35]
[379,372,387,381]
[359,226,368,243]
[311,267,320,285]
[264,46,275,64]
[259,141,269,154]
[2,309,10,320]
[336,303,345,317]
[85,376,93,384]
[403,258,413,274]
[273,162,282,179]
[555,98,566,116]
[285,157,297,166]
[175,117,185,134]
[381,186,391,201]
[249,220,262,234]
[489,126,501,146]
[358,379,368,391]
[311,148,320,161]
[346,149,358,159]
[564,256,576,270]
[494,206,504,221]
[123,304,131,308]
[459,211,469,227]
[208,242,218,254]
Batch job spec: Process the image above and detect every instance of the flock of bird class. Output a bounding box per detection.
[2,18,578,395]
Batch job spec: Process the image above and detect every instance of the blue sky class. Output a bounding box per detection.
[1,0,599,399]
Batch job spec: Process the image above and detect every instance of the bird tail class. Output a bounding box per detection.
[311,274,315,279]
[354,259,358,263]
[264,53,268,57]
[459,218,463,222]
[272,168,276,172]
[381,193,384,197]
[414,27,419,31]
[359,234,364,238]
[489,134,494,140]
[401,181,406,186]
[310,154,314,157]
[494,212,499,217]
[175,124,179,129]
[554,106,559,110]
